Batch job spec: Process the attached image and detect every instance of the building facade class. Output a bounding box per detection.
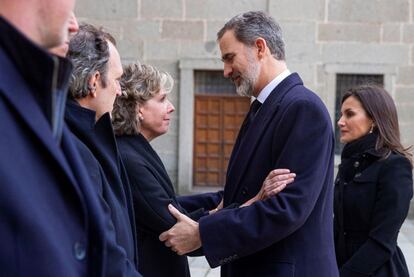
[76,0,414,214]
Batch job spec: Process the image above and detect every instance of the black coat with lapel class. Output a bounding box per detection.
[198,73,339,277]
[117,134,205,277]
[0,16,109,276]
[68,131,142,276]
[334,133,412,276]
[65,100,138,268]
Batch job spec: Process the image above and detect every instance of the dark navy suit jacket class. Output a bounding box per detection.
[197,73,339,277]
[0,16,109,276]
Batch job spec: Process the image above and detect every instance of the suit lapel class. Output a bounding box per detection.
[225,73,303,202]
[227,104,254,171]
[94,113,121,172]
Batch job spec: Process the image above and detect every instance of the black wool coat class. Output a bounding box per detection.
[334,133,413,276]
[65,100,138,270]
[117,134,205,277]
[66,132,142,276]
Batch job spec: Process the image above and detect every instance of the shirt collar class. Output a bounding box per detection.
[256,69,291,104]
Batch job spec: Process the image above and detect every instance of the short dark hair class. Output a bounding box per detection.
[67,23,116,99]
[217,11,285,60]
[342,85,412,166]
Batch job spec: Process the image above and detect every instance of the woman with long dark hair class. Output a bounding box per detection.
[334,85,413,276]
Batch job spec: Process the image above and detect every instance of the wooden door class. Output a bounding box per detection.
[193,95,250,187]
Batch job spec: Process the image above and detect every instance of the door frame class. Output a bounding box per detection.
[177,58,229,194]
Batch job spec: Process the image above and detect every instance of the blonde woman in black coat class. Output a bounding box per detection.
[334,85,413,276]
[112,63,295,277]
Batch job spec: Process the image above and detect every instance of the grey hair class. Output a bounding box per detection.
[217,11,285,60]
[67,23,116,99]
[112,63,174,136]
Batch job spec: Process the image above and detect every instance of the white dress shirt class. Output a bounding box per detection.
[256,69,291,104]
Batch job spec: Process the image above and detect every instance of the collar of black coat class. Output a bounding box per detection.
[121,132,149,144]
[0,16,72,128]
[65,99,114,132]
[341,132,383,160]
[117,133,169,174]
[118,132,155,156]
[65,99,118,158]
[65,99,97,130]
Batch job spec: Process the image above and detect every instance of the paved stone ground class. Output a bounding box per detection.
[189,219,414,277]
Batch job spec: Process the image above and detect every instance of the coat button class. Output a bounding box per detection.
[355,173,362,178]
[73,242,86,261]
[241,187,248,195]
[353,161,360,168]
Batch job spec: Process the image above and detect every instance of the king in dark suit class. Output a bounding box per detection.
[160,11,339,277]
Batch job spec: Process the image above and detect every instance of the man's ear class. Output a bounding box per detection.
[88,71,101,97]
[255,37,267,59]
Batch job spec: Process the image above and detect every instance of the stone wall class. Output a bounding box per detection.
[75,0,414,211]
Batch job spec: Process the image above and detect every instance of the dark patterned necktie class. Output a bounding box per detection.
[238,99,262,140]
[248,99,262,124]
[228,99,262,172]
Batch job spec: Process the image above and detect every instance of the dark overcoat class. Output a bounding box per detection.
[0,16,109,276]
[334,133,413,276]
[66,130,142,276]
[195,73,339,277]
[117,133,205,277]
[65,100,138,269]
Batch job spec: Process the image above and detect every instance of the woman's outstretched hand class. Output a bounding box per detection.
[241,169,296,207]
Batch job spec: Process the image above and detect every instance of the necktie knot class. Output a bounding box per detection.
[249,99,262,121]
[233,99,262,153]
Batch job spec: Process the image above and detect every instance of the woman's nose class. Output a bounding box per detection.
[167,100,175,113]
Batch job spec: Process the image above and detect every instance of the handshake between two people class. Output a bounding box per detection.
[159,168,296,255]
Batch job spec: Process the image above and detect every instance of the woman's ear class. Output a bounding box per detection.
[137,105,144,121]
[369,121,376,133]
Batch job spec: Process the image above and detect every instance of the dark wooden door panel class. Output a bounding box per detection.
[193,95,250,187]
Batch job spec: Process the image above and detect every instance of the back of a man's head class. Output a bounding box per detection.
[217,11,285,61]
[67,23,116,99]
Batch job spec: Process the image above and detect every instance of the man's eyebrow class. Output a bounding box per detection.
[221,53,235,62]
